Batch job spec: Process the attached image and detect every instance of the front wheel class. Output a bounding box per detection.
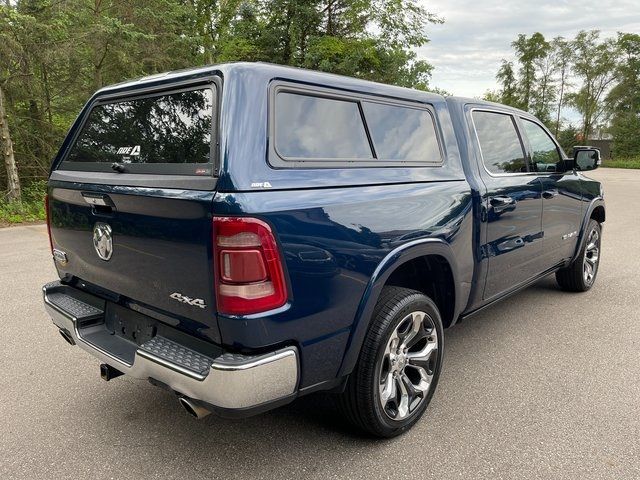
[556,219,602,292]
[338,287,444,437]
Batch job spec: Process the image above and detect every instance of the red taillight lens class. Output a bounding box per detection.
[220,250,267,282]
[45,194,53,253]
[213,217,287,315]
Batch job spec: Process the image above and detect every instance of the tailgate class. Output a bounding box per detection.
[49,186,217,330]
[47,81,220,338]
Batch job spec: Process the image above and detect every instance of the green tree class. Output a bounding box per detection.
[492,30,635,152]
[531,35,556,124]
[0,84,20,202]
[482,90,501,103]
[495,60,518,106]
[551,37,574,135]
[607,33,640,157]
[512,32,549,110]
[567,30,619,141]
[186,0,246,64]
[557,124,579,154]
[495,33,557,125]
[248,0,442,89]
[0,0,443,203]
[63,0,200,92]
[0,4,65,193]
[0,0,207,200]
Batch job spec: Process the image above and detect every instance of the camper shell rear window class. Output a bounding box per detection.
[59,85,216,176]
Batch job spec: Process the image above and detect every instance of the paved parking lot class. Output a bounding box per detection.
[1,168,638,479]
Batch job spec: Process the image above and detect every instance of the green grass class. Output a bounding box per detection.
[602,156,640,169]
[0,180,47,226]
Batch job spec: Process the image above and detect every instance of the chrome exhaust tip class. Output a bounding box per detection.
[59,328,75,346]
[178,396,211,419]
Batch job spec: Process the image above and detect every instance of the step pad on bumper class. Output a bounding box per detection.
[47,292,103,321]
[139,336,213,377]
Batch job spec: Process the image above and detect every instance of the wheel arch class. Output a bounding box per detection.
[337,239,462,378]
[571,197,605,264]
[591,204,605,223]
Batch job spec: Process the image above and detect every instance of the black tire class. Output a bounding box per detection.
[338,286,444,438]
[556,219,602,292]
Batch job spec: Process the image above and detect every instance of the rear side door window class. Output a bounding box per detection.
[520,119,563,172]
[472,111,528,175]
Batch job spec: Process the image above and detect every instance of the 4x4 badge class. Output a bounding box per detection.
[93,222,113,261]
[170,292,206,309]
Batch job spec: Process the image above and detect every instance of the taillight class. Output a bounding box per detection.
[213,217,287,315]
[45,194,53,253]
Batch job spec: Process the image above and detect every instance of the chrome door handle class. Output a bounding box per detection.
[82,192,115,216]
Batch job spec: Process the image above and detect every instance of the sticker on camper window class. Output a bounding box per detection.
[116,145,141,156]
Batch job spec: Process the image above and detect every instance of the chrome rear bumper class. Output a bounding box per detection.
[43,281,299,411]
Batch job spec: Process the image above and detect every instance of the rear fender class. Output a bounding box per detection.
[337,238,461,377]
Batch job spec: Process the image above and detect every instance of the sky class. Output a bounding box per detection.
[417,0,640,98]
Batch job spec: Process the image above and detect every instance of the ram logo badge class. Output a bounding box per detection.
[92,222,113,261]
[170,292,206,309]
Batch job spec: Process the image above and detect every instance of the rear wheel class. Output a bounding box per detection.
[556,219,602,292]
[338,287,444,437]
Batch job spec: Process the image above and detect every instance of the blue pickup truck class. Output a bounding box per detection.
[43,63,605,437]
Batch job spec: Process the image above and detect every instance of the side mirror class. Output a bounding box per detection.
[574,148,601,171]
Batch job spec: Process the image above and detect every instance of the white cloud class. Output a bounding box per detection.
[418,0,640,98]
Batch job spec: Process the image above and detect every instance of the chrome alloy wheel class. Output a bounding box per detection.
[378,311,438,421]
[583,227,600,285]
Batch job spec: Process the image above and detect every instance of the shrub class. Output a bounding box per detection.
[0,180,47,225]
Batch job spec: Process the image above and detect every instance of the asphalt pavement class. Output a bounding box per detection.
[0,168,638,479]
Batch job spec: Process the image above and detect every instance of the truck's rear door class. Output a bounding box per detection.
[47,83,219,340]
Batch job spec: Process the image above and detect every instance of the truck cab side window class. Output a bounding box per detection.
[472,111,527,175]
[521,119,563,173]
